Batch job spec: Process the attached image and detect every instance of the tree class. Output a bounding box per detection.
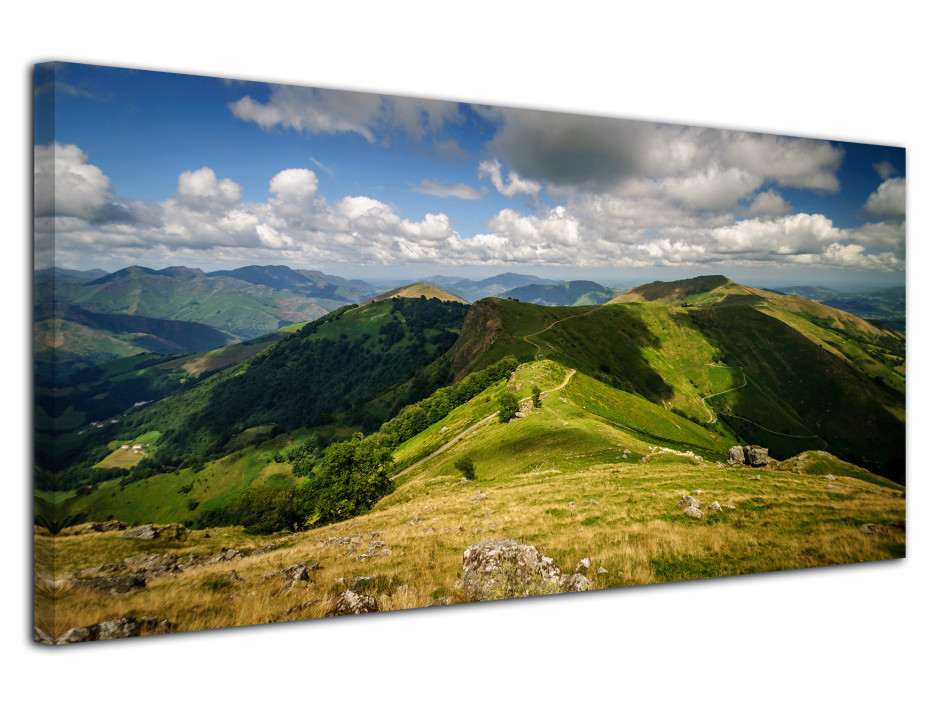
[531,385,543,409]
[455,456,476,480]
[497,389,519,423]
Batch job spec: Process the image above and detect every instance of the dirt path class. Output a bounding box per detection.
[700,365,747,423]
[392,367,578,481]
[523,308,599,359]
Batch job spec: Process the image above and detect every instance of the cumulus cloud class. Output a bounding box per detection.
[37,142,904,275]
[874,160,898,180]
[478,158,541,198]
[862,177,906,221]
[748,189,792,217]
[229,85,461,144]
[411,179,486,200]
[34,142,114,219]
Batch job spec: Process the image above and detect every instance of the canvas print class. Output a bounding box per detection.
[33,62,906,645]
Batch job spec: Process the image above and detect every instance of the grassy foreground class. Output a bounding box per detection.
[40,363,905,640]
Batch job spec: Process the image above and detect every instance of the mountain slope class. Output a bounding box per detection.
[502,280,624,306]
[364,282,468,305]
[450,277,905,481]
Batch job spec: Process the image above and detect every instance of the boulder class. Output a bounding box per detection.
[250,543,277,556]
[684,506,705,519]
[124,553,180,576]
[206,548,245,564]
[576,558,591,573]
[707,501,722,512]
[597,567,609,575]
[55,617,173,644]
[860,521,905,535]
[824,474,836,481]
[728,446,745,466]
[327,590,378,616]
[561,574,591,592]
[677,495,701,509]
[264,562,321,582]
[121,524,158,540]
[33,626,54,644]
[68,574,147,595]
[461,539,566,600]
[744,446,770,467]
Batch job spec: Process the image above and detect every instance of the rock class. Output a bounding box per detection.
[264,562,321,582]
[723,504,736,511]
[124,553,180,576]
[585,499,599,505]
[461,539,568,600]
[405,517,423,525]
[219,570,242,582]
[693,489,704,496]
[422,526,436,534]
[708,501,722,512]
[744,446,770,467]
[370,541,387,550]
[475,493,487,501]
[576,558,591,573]
[431,596,453,606]
[826,484,838,490]
[250,543,277,556]
[860,521,905,535]
[71,564,125,579]
[677,495,701,509]
[597,567,609,575]
[728,446,745,466]
[439,427,449,435]
[69,574,147,595]
[683,506,705,519]
[121,524,158,540]
[179,554,206,570]
[206,548,245,564]
[55,617,174,644]
[567,501,577,508]
[561,574,591,592]
[327,590,378,616]
[355,549,392,561]
[33,626,54,644]
[824,474,836,480]
[748,475,761,481]
[120,523,187,540]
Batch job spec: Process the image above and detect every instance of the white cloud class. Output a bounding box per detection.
[862,177,906,221]
[34,142,114,219]
[411,179,486,200]
[874,160,898,180]
[478,158,541,198]
[229,85,461,144]
[176,167,243,213]
[748,189,792,217]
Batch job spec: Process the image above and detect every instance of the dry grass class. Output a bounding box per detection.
[44,454,905,640]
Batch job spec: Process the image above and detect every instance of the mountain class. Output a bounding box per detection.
[501,280,624,306]
[208,265,377,301]
[423,272,559,302]
[46,296,470,491]
[34,267,109,283]
[777,285,905,332]
[452,276,905,481]
[364,282,469,304]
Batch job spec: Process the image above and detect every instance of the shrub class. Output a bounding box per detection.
[531,385,542,408]
[497,389,519,423]
[455,456,476,480]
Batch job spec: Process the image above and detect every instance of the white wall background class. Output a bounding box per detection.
[3,2,937,702]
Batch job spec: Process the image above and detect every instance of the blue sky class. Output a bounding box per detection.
[34,62,906,287]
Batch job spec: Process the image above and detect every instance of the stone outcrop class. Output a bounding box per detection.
[327,590,378,616]
[59,520,129,536]
[68,574,147,595]
[860,521,905,535]
[55,617,174,644]
[707,501,723,512]
[263,562,321,583]
[683,506,705,519]
[677,495,701,509]
[728,446,745,466]
[744,446,770,466]
[120,523,187,540]
[459,539,590,600]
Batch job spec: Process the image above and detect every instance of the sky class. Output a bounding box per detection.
[33,62,906,288]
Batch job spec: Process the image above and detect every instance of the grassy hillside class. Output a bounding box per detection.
[364,282,468,305]
[42,360,904,639]
[450,278,905,481]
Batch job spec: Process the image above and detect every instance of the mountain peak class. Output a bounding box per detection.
[364,282,468,305]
